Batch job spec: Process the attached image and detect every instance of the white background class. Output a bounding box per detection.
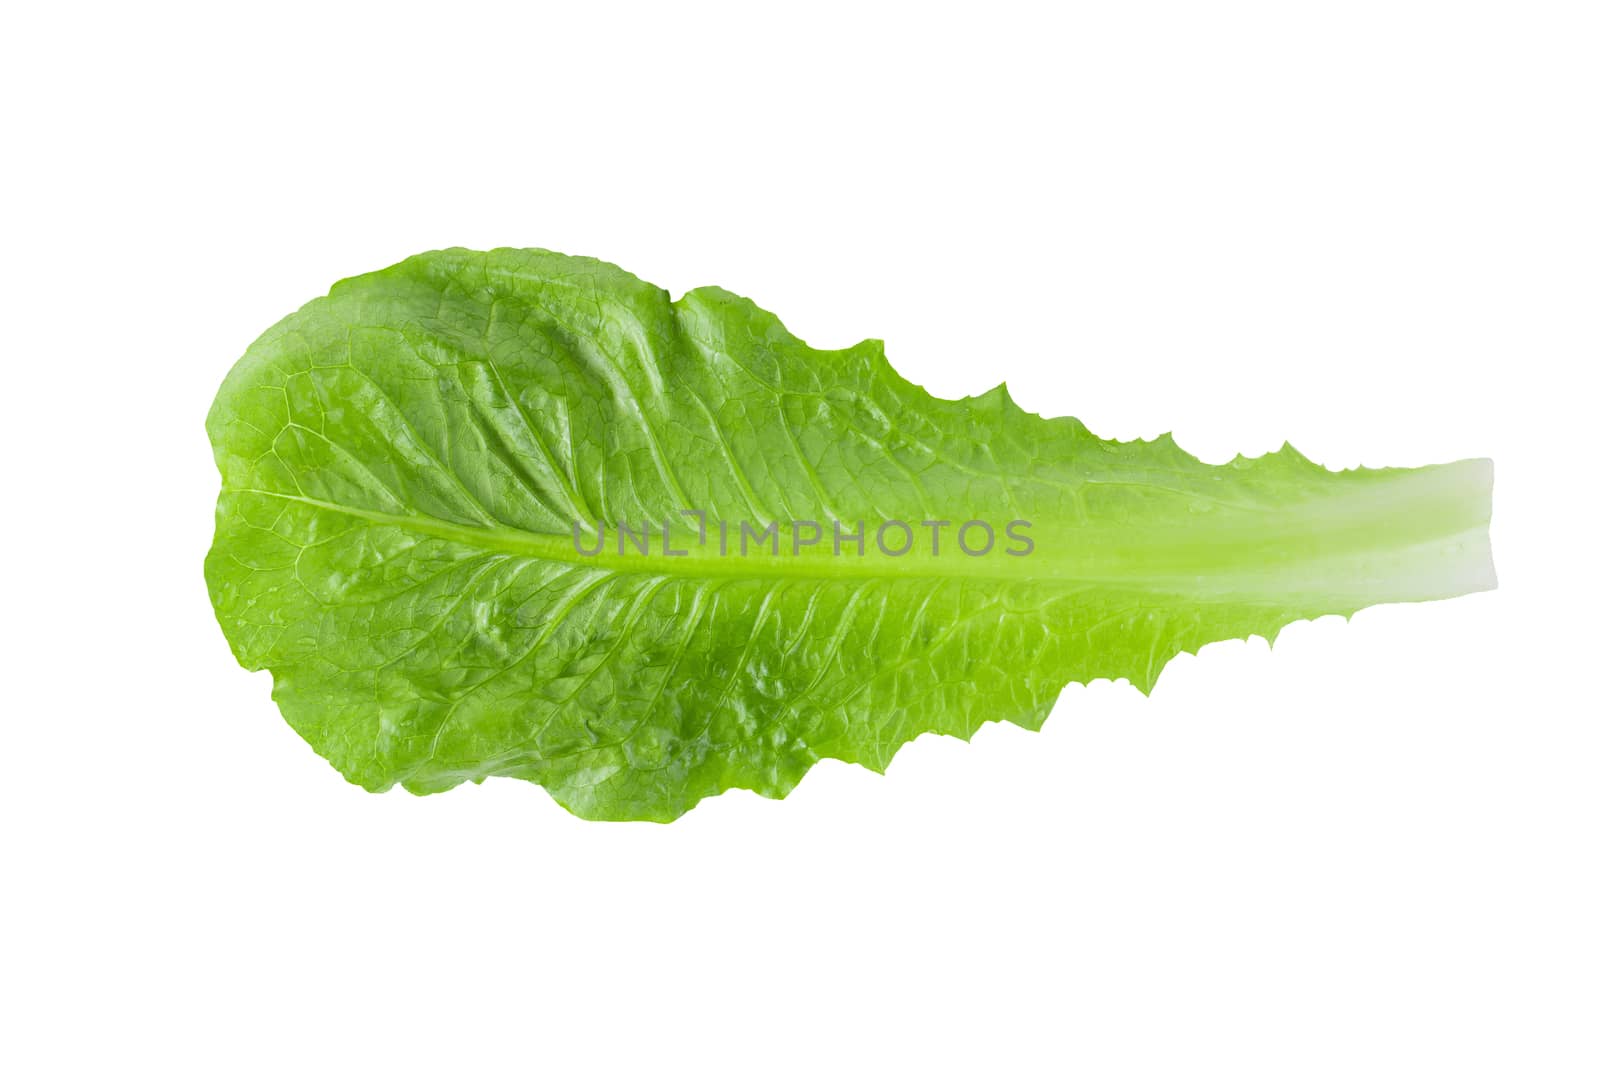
[4,2,1596,1063]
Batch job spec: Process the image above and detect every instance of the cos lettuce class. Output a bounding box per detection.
[205,249,1495,821]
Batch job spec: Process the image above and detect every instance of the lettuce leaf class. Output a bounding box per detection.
[205,249,1495,821]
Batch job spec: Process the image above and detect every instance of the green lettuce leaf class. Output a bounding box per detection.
[205,248,1495,821]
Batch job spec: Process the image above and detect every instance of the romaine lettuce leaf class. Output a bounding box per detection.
[205,249,1495,821]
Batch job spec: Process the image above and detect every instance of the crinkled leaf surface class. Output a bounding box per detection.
[206,249,1495,821]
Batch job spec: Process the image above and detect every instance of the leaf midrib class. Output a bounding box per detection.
[231,488,1061,583]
